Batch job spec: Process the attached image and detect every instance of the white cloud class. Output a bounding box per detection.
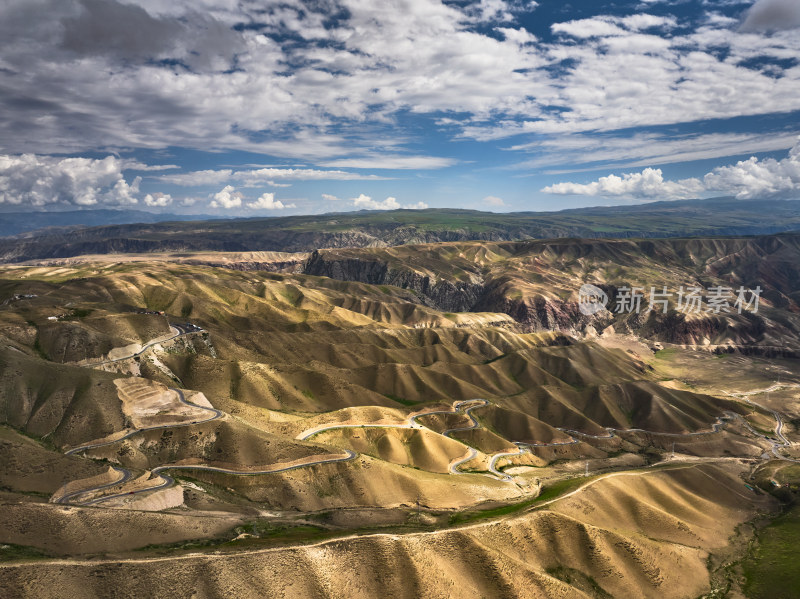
[209,184,242,209]
[508,131,800,172]
[121,160,180,172]
[541,139,800,200]
[1,0,799,175]
[323,193,428,210]
[496,27,537,45]
[158,169,233,186]
[551,18,628,38]
[703,11,739,26]
[352,194,401,210]
[319,156,458,170]
[404,201,429,209]
[703,142,800,198]
[542,168,704,200]
[467,0,539,23]
[0,153,142,206]
[246,192,295,210]
[618,14,678,31]
[459,15,800,142]
[237,168,388,186]
[0,0,548,156]
[483,195,506,206]
[143,192,172,207]
[158,167,388,187]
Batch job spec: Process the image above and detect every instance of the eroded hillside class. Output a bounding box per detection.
[0,242,798,598]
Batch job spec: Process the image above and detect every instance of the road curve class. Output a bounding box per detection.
[298,397,740,481]
[65,389,223,456]
[55,466,132,505]
[299,399,492,477]
[86,325,201,368]
[64,326,782,502]
[63,328,358,506]
[79,450,358,507]
[727,383,800,463]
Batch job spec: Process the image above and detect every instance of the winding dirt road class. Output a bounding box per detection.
[727,383,800,462]
[63,328,796,503]
[60,328,357,506]
[298,398,741,482]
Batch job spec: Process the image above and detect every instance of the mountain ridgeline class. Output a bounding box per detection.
[2,198,800,263]
[298,234,800,348]
[23,232,800,352]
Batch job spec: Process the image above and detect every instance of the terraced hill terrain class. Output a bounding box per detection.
[0,235,799,597]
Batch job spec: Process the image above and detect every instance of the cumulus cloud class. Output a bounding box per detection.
[143,192,172,207]
[703,142,800,198]
[741,0,800,31]
[542,168,704,200]
[209,185,242,209]
[483,195,506,206]
[246,192,295,210]
[542,140,800,200]
[2,0,800,177]
[496,27,537,45]
[352,194,401,210]
[551,13,677,38]
[0,154,142,206]
[322,193,428,210]
[551,18,628,38]
[467,0,539,23]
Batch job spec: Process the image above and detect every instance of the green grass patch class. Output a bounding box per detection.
[136,520,331,555]
[448,476,590,525]
[0,543,52,562]
[742,504,800,598]
[448,496,542,525]
[654,347,679,361]
[384,393,417,406]
[533,476,588,503]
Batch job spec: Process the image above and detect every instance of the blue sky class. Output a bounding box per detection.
[1,0,799,215]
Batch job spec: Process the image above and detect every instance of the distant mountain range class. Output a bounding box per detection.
[2,198,800,263]
[0,209,221,238]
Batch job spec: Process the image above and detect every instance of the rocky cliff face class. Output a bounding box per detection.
[303,250,486,313]
[296,238,800,350]
[301,249,614,334]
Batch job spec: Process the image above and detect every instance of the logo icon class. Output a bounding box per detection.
[578,284,608,316]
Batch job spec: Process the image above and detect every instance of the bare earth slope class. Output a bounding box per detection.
[0,240,798,597]
[0,463,775,599]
